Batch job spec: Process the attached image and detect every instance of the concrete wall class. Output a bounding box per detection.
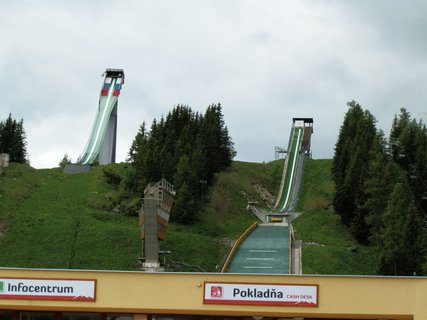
[0,268,426,319]
[63,164,91,174]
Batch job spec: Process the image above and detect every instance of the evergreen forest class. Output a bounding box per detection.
[332,101,427,275]
[125,103,236,223]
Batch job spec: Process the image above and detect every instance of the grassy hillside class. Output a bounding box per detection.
[0,161,281,272]
[0,159,376,274]
[0,164,140,270]
[292,159,376,275]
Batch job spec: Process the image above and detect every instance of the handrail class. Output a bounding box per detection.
[289,223,295,274]
[273,145,291,209]
[273,124,296,209]
[221,222,258,273]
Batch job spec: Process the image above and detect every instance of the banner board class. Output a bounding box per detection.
[204,282,318,307]
[0,278,96,301]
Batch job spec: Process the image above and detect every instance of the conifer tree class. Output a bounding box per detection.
[0,114,28,164]
[59,153,72,168]
[127,122,148,192]
[127,103,235,224]
[376,182,426,275]
[128,122,148,163]
[389,109,427,223]
[363,137,401,246]
[377,183,408,275]
[332,101,377,237]
[201,104,236,182]
[171,155,198,223]
[402,202,425,275]
[332,101,365,188]
[411,121,427,214]
[333,104,427,274]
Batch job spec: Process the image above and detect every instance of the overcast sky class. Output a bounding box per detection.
[1,1,426,168]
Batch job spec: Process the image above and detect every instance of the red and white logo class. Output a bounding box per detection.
[210,286,223,298]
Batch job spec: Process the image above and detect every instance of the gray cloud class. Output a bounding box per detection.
[0,1,426,167]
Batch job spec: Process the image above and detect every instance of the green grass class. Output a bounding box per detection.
[0,159,377,275]
[0,164,140,270]
[161,160,281,271]
[0,161,280,272]
[295,159,334,212]
[292,159,376,275]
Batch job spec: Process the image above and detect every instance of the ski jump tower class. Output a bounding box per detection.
[268,117,313,220]
[76,69,125,168]
[139,179,176,271]
[293,117,313,157]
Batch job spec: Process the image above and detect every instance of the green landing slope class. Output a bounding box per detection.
[226,225,290,274]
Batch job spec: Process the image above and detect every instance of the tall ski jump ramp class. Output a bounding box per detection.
[64,69,124,173]
[223,118,313,274]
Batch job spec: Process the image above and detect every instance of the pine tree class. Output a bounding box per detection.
[332,104,427,273]
[128,122,148,163]
[332,101,378,236]
[390,108,411,144]
[389,109,427,224]
[59,153,72,168]
[201,104,236,182]
[127,103,235,224]
[377,183,408,275]
[332,101,365,188]
[333,146,361,225]
[364,150,401,246]
[411,121,427,214]
[376,181,426,276]
[402,202,425,275]
[0,114,28,163]
[127,122,148,193]
[171,155,198,223]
